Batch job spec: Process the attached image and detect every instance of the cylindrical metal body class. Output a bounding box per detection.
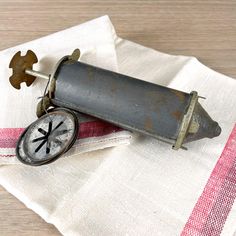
[50,59,193,144]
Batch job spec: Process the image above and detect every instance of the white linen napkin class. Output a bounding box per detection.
[0,15,236,236]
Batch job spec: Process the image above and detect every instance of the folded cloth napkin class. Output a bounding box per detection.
[0,15,236,236]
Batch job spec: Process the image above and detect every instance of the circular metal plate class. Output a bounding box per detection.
[16,109,78,166]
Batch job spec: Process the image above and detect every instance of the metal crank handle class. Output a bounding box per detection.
[9,49,221,150]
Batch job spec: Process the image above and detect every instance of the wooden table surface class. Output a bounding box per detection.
[0,1,235,235]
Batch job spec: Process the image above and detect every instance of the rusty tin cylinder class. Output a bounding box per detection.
[48,57,221,149]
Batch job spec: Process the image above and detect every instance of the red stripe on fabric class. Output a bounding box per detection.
[78,120,122,138]
[0,121,123,149]
[0,155,16,157]
[0,128,24,139]
[181,123,236,236]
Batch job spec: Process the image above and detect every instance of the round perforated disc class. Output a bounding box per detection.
[16,109,78,166]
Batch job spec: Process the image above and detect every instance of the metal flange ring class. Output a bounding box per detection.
[16,108,78,166]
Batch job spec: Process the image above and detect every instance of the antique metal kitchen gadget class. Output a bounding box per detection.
[9,49,221,165]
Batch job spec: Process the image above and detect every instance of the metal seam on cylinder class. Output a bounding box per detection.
[173,91,198,150]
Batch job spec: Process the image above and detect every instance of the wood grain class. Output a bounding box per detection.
[0,1,235,235]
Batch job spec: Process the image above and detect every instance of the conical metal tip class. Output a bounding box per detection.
[202,120,221,139]
[214,122,221,137]
[184,102,221,143]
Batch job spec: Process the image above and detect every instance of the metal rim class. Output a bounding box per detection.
[172,91,198,150]
[16,108,78,166]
